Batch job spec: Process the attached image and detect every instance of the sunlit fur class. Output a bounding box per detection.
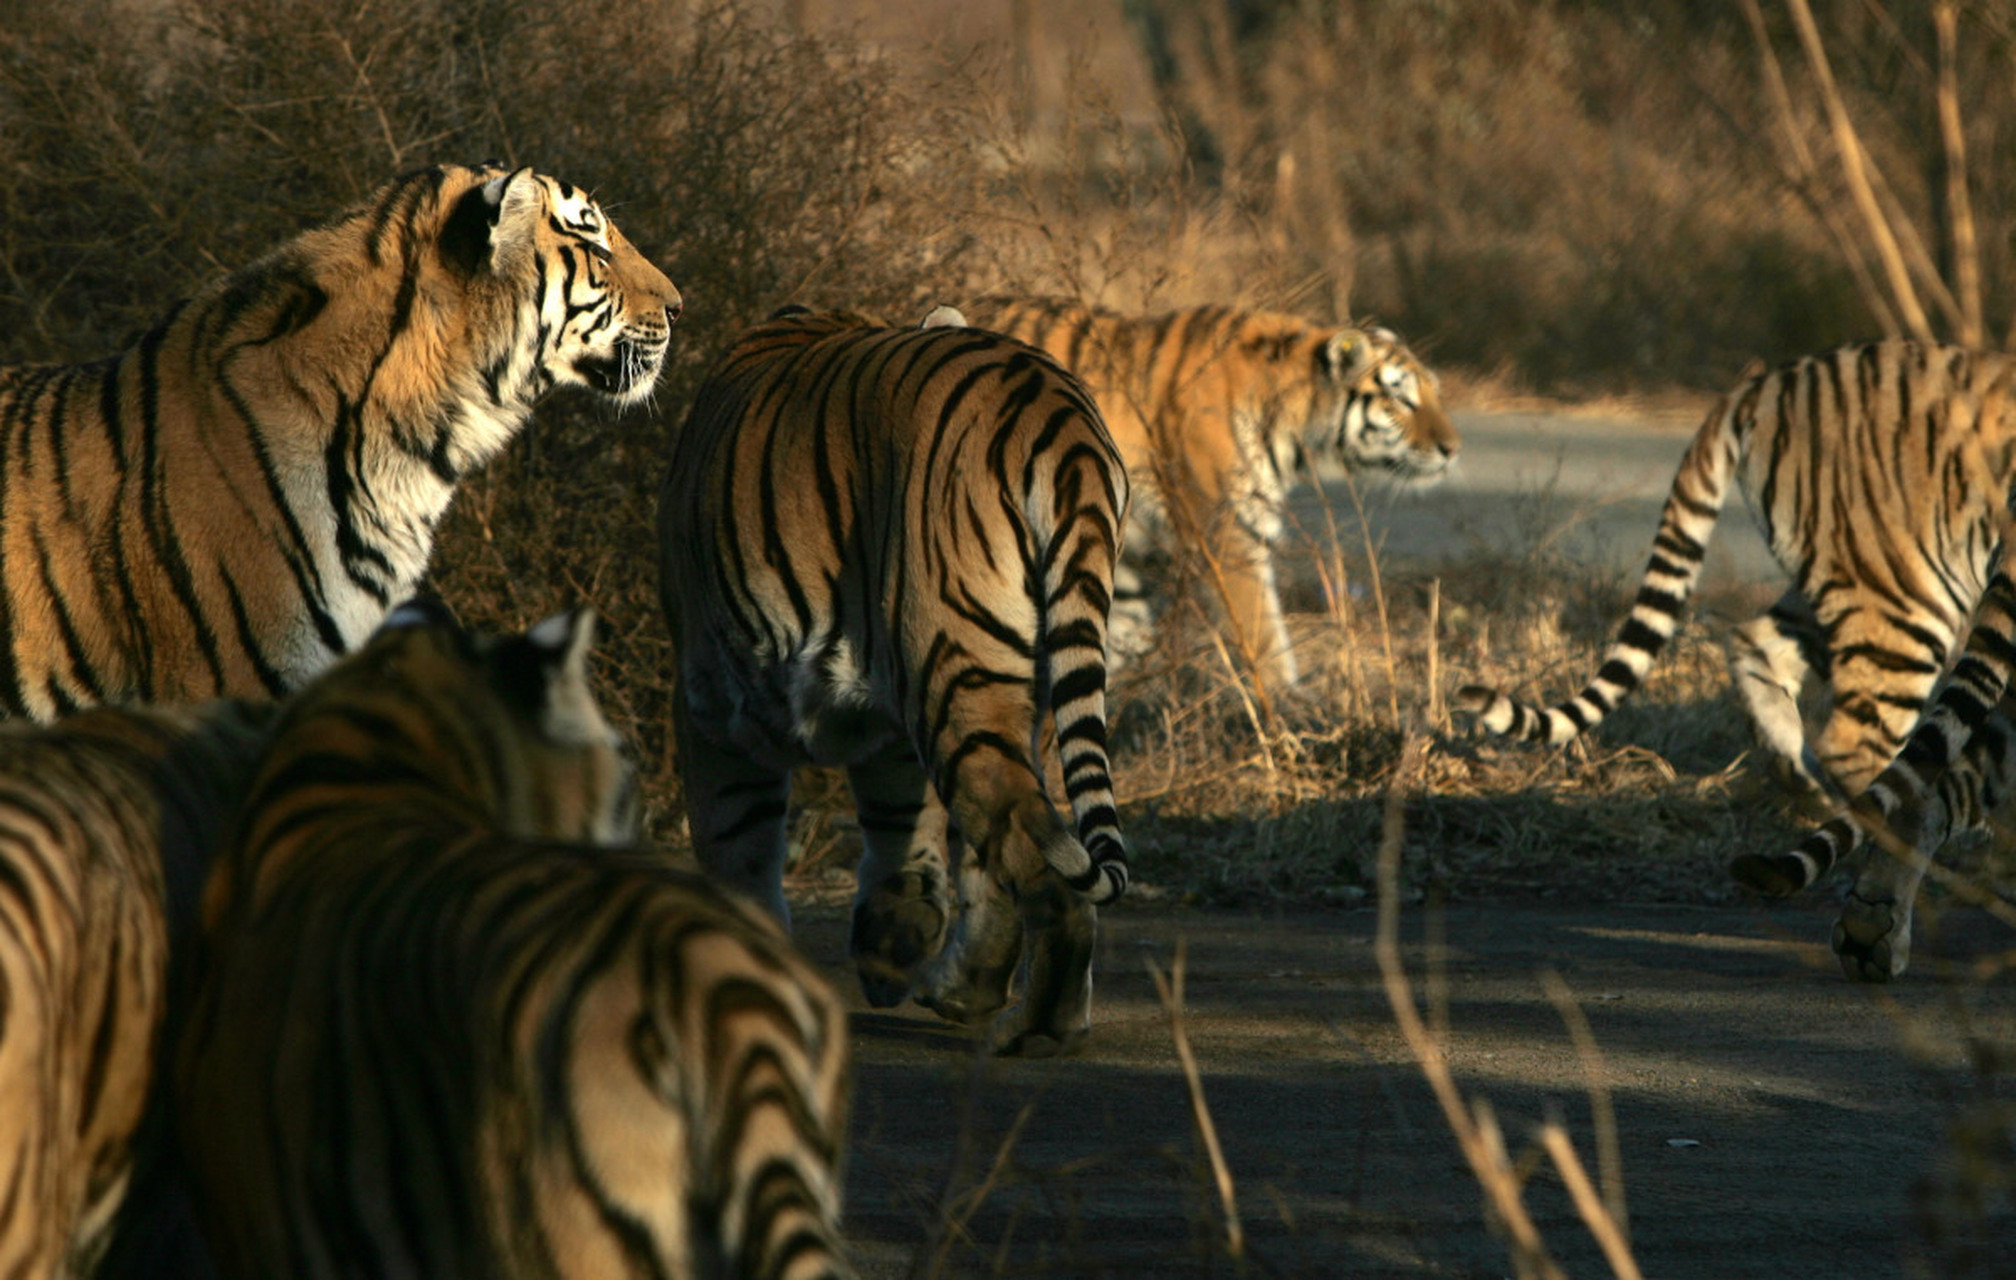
[0,701,269,1280]
[658,306,1130,1056]
[175,609,854,1280]
[1454,340,2016,980]
[959,297,1457,692]
[0,163,679,719]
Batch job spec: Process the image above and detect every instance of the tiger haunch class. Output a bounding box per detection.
[658,306,1130,1055]
[1457,341,2016,981]
[959,297,1456,694]
[175,607,854,1280]
[0,162,678,719]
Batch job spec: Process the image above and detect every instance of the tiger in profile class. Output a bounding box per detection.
[658,305,1130,1057]
[174,604,854,1280]
[1455,340,2016,979]
[958,297,1458,694]
[0,161,678,719]
[0,699,270,1280]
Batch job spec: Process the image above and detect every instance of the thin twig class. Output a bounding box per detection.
[1933,1,1983,347]
[1782,0,1933,341]
[1373,737,1566,1280]
[1538,1118,1644,1280]
[1539,970,1628,1242]
[1146,943,1246,1263]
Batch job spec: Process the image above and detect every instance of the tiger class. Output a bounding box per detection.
[657,304,1130,1057]
[173,604,855,1280]
[1455,340,2016,978]
[0,698,270,1280]
[0,161,678,720]
[1735,530,2016,981]
[957,297,1458,695]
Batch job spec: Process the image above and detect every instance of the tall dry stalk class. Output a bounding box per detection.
[1934,1,1983,348]
[1779,0,1932,343]
[1374,736,1646,1280]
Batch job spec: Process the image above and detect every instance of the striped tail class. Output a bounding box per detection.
[1037,449,1130,906]
[1456,387,1745,744]
[1733,540,2016,896]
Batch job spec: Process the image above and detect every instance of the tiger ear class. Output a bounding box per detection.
[920,304,968,329]
[1320,331,1375,383]
[524,608,610,745]
[380,596,459,632]
[441,167,541,279]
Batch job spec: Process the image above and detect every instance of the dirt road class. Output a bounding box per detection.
[1297,407,1779,588]
[798,893,2014,1279]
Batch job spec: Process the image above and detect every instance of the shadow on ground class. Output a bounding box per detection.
[793,896,2016,1278]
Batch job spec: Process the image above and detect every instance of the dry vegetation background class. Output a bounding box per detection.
[4,0,2015,899]
[7,2,2016,1274]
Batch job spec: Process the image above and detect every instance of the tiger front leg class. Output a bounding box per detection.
[846,750,956,1008]
[1205,526,1299,697]
[674,701,795,925]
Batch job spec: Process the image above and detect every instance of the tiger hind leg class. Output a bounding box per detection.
[912,844,1024,1030]
[1727,596,1831,806]
[846,749,956,1009]
[989,876,1096,1058]
[1835,704,2016,980]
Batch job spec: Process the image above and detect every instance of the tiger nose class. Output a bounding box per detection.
[664,291,684,327]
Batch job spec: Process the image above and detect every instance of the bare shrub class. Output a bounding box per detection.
[0,0,988,839]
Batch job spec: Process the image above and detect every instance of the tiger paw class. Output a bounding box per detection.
[914,979,1011,1027]
[988,1002,1087,1058]
[1832,891,1911,982]
[1728,851,1810,898]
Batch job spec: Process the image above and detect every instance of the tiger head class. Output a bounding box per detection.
[436,164,682,411]
[1307,325,1458,484]
[268,599,640,848]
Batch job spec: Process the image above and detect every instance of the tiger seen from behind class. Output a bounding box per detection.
[958,297,1458,696]
[658,305,1130,1056]
[0,161,678,719]
[1455,340,2016,979]
[174,605,855,1280]
[0,699,270,1280]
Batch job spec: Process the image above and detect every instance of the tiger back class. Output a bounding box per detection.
[174,607,854,1280]
[658,306,1130,1056]
[0,162,679,720]
[959,297,1457,693]
[0,700,269,1280]
[1455,340,2016,980]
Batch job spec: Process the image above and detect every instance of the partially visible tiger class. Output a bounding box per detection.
[657,305,1130,1057]
[174,604,854,1280]
[1736,527,2016,981]
[958,297,1458,694]
[0,161,678,719]
[0,698,270,1280]
[1455,340,2016,978]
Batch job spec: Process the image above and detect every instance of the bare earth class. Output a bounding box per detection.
[798,896,2015,1279]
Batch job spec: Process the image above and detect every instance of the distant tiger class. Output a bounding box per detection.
[175,605,854,1280]
[658,305,1129,1056]
[959,297,1458,693]
[0,162,678,719]
[1456,340,2016,979]
[0,699,268,1280]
